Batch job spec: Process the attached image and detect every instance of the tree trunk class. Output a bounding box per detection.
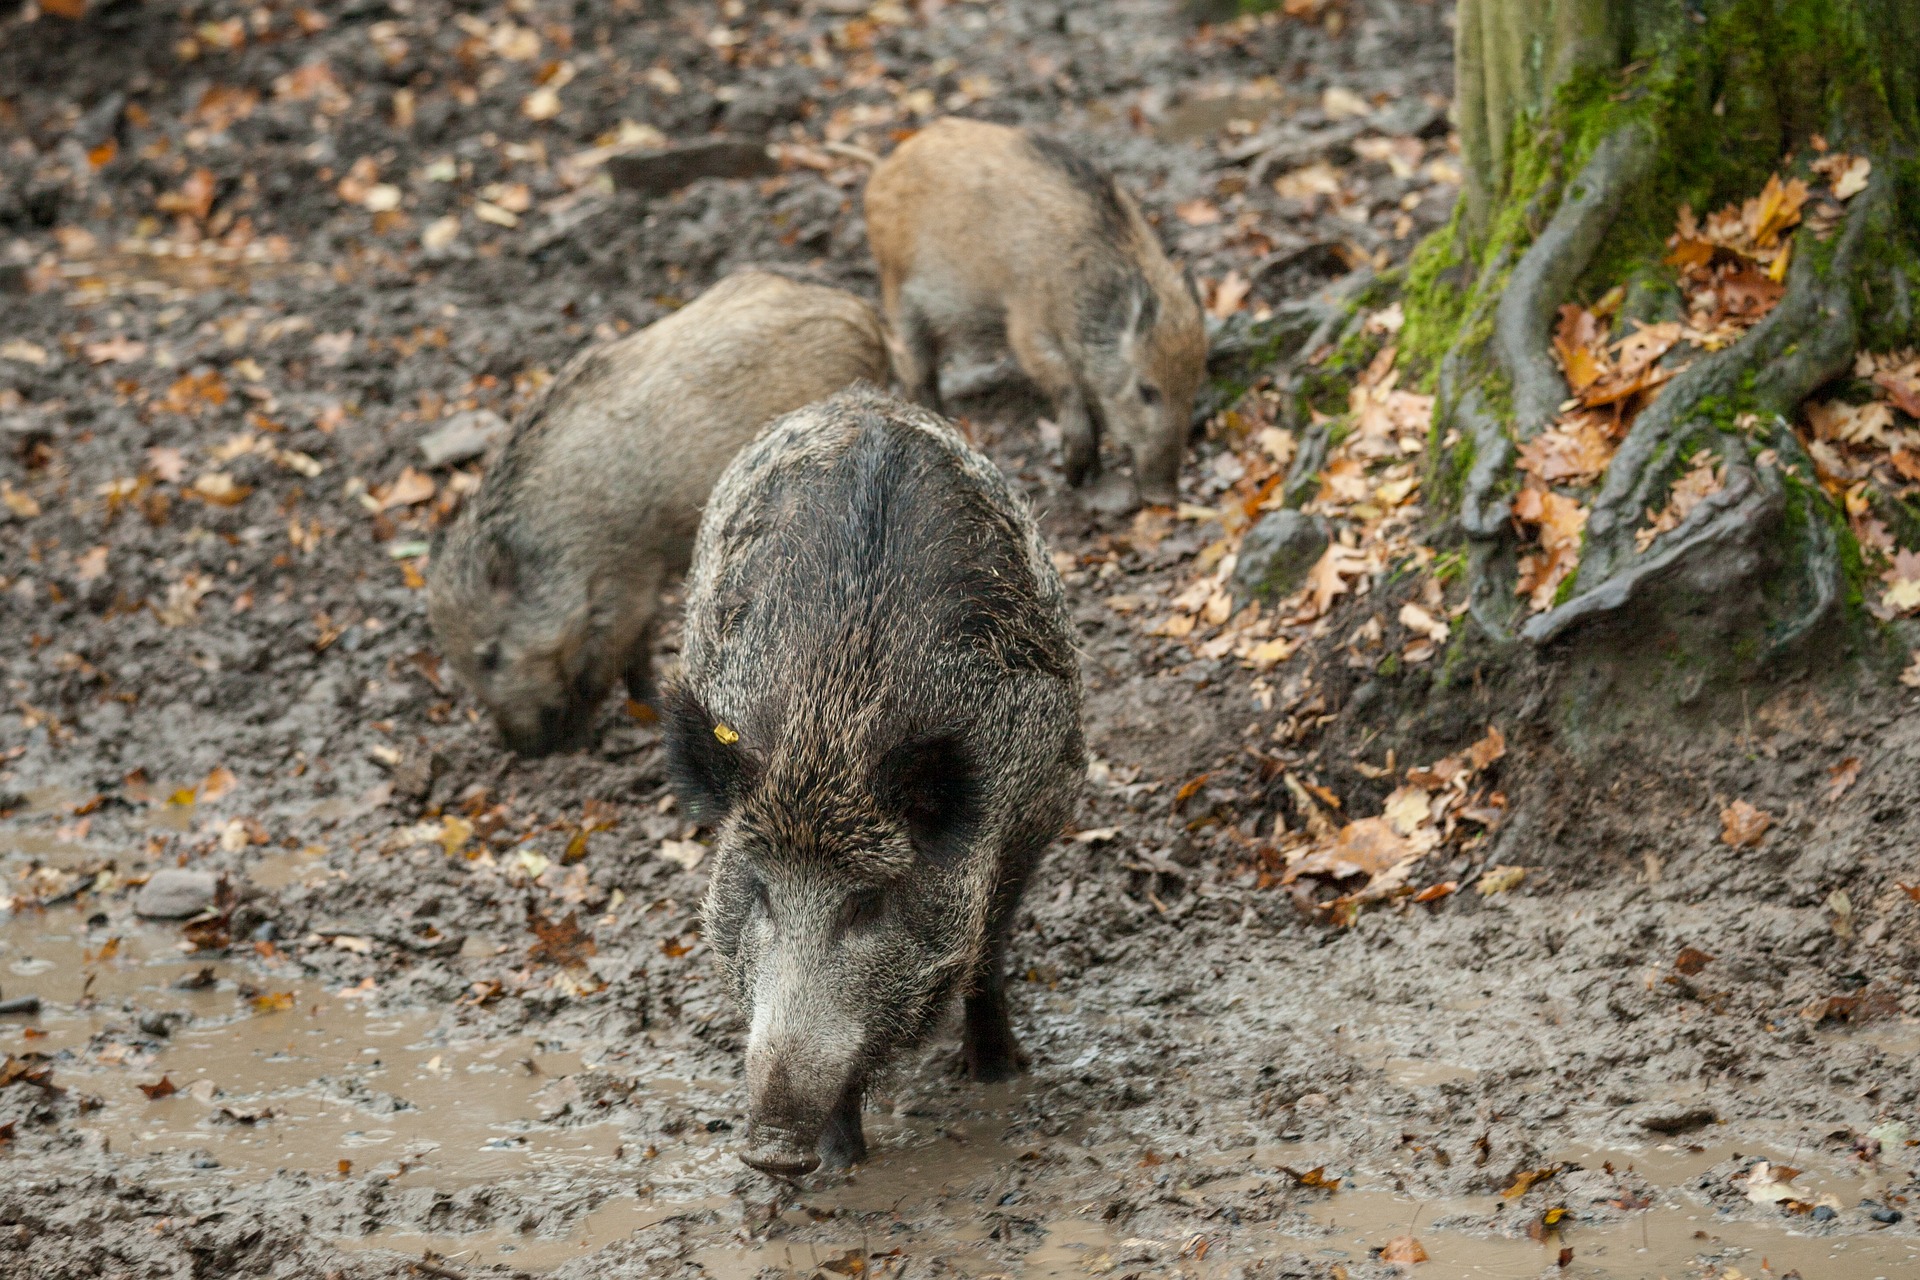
[1398,0,1920,695]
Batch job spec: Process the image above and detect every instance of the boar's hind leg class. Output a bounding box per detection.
[816,1080,868,1170]
[962,957,1027,1083]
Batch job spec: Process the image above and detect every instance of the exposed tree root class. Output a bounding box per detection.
[1525,177,1881,646]
[1444,130,1888,651]
[1494,123,1657,438]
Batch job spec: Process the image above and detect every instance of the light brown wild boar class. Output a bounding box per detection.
[864,117,1208,506]
[427,269,890,756]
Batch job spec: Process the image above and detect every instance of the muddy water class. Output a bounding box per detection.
[5,891,1916,1276]
[6,899,1919,1279]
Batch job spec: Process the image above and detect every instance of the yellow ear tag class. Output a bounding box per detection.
[713,724,739,744]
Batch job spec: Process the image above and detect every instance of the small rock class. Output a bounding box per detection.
[0,995,42,1016]
[1869,1207,1903,1224]
[1231,509,1330,603]
[1634,1104,1718,1134]
[418,410,508,469]
[135,869,219,920]
[1811,1205,1838,1222]
[607,139,778,197]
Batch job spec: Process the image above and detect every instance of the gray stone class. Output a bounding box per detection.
[135,869,218,920]
[606,139,778,197]
[1231,509,1330,603]
[418,410,509,469]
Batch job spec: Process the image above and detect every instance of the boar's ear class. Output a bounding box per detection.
[874,734,980,862]
[662,686,754,822]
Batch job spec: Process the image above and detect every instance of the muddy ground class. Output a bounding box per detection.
[3,1,1920,1278]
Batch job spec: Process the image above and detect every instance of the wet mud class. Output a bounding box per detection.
[4,0,1920,1277]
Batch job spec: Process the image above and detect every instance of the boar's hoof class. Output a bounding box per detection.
[817,1101,868,1171]
[739,1138,821,1179]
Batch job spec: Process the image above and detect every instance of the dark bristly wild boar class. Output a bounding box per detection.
[864,117,1208,506]
[665,387,1085,1176]
[427,269,890,756]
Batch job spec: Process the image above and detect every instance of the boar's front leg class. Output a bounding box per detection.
[892,302,945,414]
[1052,388,1101,488]
[816,1079,868,1170]
[962,961,1026,1082]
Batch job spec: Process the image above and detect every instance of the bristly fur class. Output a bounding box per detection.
[864,117,1209,505]
[667,386,1084,1173]
[1024,132,1135,246]
[424,269,890,756]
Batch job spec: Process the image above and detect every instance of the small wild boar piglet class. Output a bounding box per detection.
[666,387,1085,1177]
[428,269,889,756]
[865,117,1208,505]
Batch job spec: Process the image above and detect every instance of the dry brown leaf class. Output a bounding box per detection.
[1285,818,1412,884]
[1879,548,1920,616]
[1517,414,1616,485]
[1634,453,1722,553]
[1719,799,1771,848]
[376,467,436,511]
[528,906,596,968]
[1175,198,1221,226]
[1825,757,1861,803]
[1674,946,1714,975]
[1379,1235,1428,1265]
[138,1075,177,1100]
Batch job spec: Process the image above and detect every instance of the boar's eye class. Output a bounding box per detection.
[837,887,885,934]
[1137,382,1162,406]
[476,641,502,673]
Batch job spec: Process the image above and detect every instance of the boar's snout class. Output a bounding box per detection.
[1131,428,1186,508]
[740,1127,822,1178]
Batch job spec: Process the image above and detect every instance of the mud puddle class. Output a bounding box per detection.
[1,904,626,1190]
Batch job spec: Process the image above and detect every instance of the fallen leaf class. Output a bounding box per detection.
[74,545,109,582]
[376,467,435,511]
[1502,1164,1565,1199]
[190,472,252,506]
[528,906,595,968]
[1742,1160,1804,1205]
[818,1250,867,1277]
[145,447,187,482]
[1812,152,1872,201]
[251,991,295,1013]
[1825,757,1861,802]
[1379,1235,1428,1264]
[1674,946,1714,975]
[1477,865,1526,896]
[330,935,373,955]
[2,483,42,519]
[1285,818,1412,884]
[1719,799,1771,848]
[1882,549,1920,616]
[1175,198,1221,226]
[1072,827,1120,844]
[439,815,474,856]
[1208,270,1251,320]
[138,1075,178,1100]
[1412,881,1456,903]
[200,766,238,802]
[1634,453,1722,554]
[1279,1165,1341,1190]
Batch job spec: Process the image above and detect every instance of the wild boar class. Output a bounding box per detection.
[428,269,890,756]
[665,386,1084,1176]
[864,117,1208,505]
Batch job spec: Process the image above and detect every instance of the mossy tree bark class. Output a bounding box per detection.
[1404,0,1920,677]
